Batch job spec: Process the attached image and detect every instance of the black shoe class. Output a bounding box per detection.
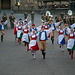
[51,37,52,40]
[51,37,54,44]
[1,35,3,42]
[52,39,54,44]
[52,41,54,44]
[32,53,34,56]
[41,50,44,55]
[43,52,46,60]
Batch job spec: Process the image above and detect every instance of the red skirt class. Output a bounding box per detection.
[14,27,17,35]
[30,42,39,51]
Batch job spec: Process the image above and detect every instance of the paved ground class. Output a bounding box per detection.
[0,10,75,75]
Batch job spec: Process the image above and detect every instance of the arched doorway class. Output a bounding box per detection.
[1,0,11,10]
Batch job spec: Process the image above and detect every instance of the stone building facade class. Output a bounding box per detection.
[0,0,38,10]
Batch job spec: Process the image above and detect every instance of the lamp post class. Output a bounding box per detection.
[17,2,20,10]
[31,5,34,12]
[31,5,33,9]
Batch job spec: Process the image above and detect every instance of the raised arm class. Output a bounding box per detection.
[55,20,63,27]
[37,25,42,32]
[70,23,75,28]
[28,20,32,26]
[46,27,53,34]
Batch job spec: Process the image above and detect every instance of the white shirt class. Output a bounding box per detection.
[41,32,45,40]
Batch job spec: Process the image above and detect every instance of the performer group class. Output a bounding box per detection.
[0,12,75,60]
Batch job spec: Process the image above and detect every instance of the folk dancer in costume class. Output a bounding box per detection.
[63,22,71,45]
[39,26,53,59]
[49,20,63,44]
[18,18,24,26]
[67,29,75,59]
[29,24,41,36]
[0,20,8,42]
[22,25,30,51]
[14,20,19,40]
[29,30,39,60]
[70,23,75,37]
[17,22,23,44]
[22,18,32,30]
[57,26,65,52]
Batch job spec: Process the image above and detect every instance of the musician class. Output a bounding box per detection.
[9,13,15,29]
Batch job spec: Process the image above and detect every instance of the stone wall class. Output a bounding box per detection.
[11,0,38,10]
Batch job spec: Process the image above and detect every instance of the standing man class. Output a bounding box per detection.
[24,12,28,19]
[31,11,34,24]
[2,13,8,29]
[60,12,64,19]
[9,13,15,29]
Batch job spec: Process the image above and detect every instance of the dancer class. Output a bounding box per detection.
[64,22,71,44]
[57,26,65,52]
[67,29,75,59]
[0,20,8,42]
[30,24,38,35]
[22,25,30,51]
[49,20,63,44]
[17,22,23,44]
[14,20,19,40]
[22,18,32,30]
[39,26,53,59]
[29,30,39,60]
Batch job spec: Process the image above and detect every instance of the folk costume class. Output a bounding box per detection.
[22,29,30,51]
[29,24,41,36]
[57,28,65,52]
[64,26,71,44]
[29,32,39,60]
[0,20,8,42]
[14,20,19,40]
[67,32,75,59]
[49,22,61,44]
[17,25,23,44]
[39,26,53,59]
[22,20,32,30]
